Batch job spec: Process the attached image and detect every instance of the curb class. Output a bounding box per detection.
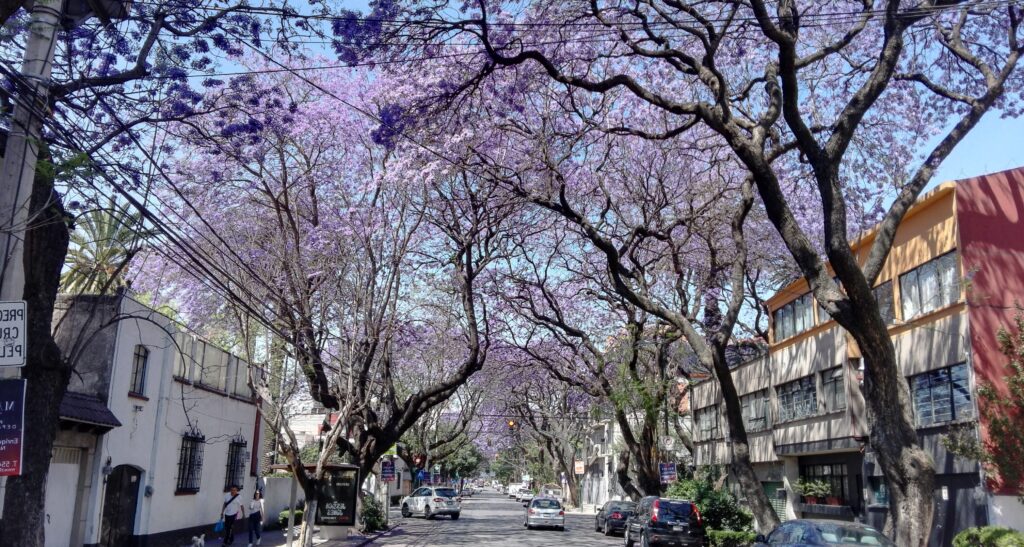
[353,523,401,546]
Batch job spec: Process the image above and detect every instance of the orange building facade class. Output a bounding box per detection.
[689,167,1024,545]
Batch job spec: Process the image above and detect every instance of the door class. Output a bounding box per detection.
[44,448,82,547]
[100,465,142,547]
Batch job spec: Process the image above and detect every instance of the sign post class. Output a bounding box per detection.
[0,379,26,476]
[0,301,26,367]
[659,462,678,484]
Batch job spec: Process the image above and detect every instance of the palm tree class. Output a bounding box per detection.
[61,199,147,294]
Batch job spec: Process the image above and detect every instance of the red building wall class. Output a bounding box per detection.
[955,166,1024,494]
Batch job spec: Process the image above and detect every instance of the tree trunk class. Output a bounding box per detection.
[853,323,935,546]
[0,147,71,545]
[615,451,644,501]
[713,348,781,532]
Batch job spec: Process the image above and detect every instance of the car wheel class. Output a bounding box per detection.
[401,504,411,518]
[424,505,433,520]
[604,521,613,536]
[624,529,635,547]
[451,512,460,521]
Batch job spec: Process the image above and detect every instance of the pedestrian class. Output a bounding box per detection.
[247,490,265,547]
[221,485,245,546]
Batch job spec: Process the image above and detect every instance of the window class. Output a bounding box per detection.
[873,281,895,325]
[900,251,960,320]
[130,345,149,395]
[173,333,194,380]
[777,376,818,422]
[695,406,721,441]
[225,438,248,490]
[869,477,889,505]
[773,294,814,341]
[741,390,770,432]
[801,463,849,503]
[821,367,846,413]
[911,363,974,427]
[176,429,205,493]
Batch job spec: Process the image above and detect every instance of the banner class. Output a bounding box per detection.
[0,379,25,476]
[659,462,677,484]
[381,459,396,482]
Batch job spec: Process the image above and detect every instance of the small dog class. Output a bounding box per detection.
[189,534,205,547]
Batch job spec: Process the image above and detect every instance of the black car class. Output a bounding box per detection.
[754,519,896,546]
[624,496,706,547]
[595,500,637,536]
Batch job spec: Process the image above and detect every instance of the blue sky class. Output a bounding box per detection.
[929,113,1024,186]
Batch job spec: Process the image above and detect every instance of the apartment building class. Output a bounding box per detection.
[690,167,1024,546]
[2,292,266,547]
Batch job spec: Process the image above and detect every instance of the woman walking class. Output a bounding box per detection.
[247,490,265,547]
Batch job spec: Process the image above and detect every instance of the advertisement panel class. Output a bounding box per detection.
[0,379,25,476]
[316,466,359,526]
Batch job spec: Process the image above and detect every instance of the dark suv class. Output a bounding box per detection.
[624,496,706,547]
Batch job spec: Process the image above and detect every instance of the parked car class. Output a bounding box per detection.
[524,496,565,530]
[400,486,462,520]
[624,496,705,547]
[754,519,896,546]
[517,489,534,503]
[508,484,522,499]
[595,500,637,536]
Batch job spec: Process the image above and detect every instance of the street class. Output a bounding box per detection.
[373,490,623,547]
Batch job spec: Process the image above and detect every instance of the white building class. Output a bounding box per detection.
[18,293,265,547]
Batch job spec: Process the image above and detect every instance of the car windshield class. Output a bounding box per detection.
[815,523,894,546]
[532,499,561,509]
[658,501,693,518]
[609,502,636,512]
[434,488,458,498]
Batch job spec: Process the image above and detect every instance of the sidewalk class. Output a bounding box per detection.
[244,511,404,546]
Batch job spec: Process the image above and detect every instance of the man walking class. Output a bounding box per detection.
[222,485,245,545]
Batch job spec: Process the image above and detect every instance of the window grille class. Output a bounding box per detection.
[821,367,846,413]
[176,429,205,493]
[777,376,817,422]
[900,251,960,320]
[225,438,248,490]
[911,363,973,427]
[130,345,149,395]
[741,390,770,432]
[773,294,814,341]
[873,281,896,325]
[696,406,721,441]
[801,463,849,503]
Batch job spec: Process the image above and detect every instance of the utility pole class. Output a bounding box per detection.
[0,0,63,302]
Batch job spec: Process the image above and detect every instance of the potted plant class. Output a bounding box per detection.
[796,479,831,504]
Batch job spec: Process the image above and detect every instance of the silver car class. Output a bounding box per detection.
[524,497,565,530]
[400,486,462,520]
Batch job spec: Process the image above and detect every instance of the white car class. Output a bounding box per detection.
[525,497,565,530]
[400,486,461,520]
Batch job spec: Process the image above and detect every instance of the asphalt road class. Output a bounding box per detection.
[374,489,624,547]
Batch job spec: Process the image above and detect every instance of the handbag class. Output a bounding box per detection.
[213,519,225,533]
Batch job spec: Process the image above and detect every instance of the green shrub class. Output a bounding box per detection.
[709,530,757,547]
[361,496,387,532]
[953,526,1024,547]
[665,471,753,532]
[278,509,304,528]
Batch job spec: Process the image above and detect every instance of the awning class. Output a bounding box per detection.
[59,391,121,433]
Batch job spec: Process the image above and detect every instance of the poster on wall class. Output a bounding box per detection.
[0,379,26,476]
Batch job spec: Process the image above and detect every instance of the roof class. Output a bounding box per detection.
[59,392,121,430]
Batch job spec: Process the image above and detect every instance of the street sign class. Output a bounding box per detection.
[0,301,26,367]
[659,462,677,484]
[381,459,396,482]
[661,436,676,451]
[0,379,26,476]
[574,460,585,475]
